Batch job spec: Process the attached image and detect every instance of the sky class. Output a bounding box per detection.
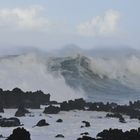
[0,0,139,51]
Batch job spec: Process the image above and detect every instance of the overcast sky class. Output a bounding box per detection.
[0,0,139,51]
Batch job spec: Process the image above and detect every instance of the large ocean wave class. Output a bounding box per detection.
[0,50,140,103]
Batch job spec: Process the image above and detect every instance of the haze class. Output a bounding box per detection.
[0,0,139,52]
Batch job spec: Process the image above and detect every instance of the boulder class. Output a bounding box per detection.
[0,117,21,127]
[60,98,85,111]
[56,119,63,123]
[35,119,49,127]
[80,132,89,136]
[6,127,31,140]
[82,121,91,127]
[119,116,126,123]
[43,105,60,114]
[15,105,30,117]
[55,134,64,138]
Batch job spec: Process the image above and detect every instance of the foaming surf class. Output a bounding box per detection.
[0,52,85,101]
[0,48,140,103]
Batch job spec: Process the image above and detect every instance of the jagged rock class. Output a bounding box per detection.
[82,121,91,127]
[78,128,140,140]
[106,113,126,123]
[0,87,50,108]
[0,105,4,113]
[60,98,85,111]
[87,102,113,112]
[55,134,64,138]
[106,113,123,119]
[0,134,3,138]
[119,116,126,123]
[112,105,140,120]
[56,119,63,123]
[97,129,123,140]
[0,117,21,127]
[80,132,89,135]
[15,105,30,117]
[43,105,60,114]
[6,127,31,140]
[77,136,95,140]
[35,119,49,127]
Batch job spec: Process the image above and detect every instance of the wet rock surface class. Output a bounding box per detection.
[6,127,31,140]
[0,117,21,127]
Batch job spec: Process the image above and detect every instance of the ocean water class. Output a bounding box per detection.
[1,109,140,140]
[0,51,140,103]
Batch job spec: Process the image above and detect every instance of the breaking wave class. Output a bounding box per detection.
[0,53,85,101]
[0,50,140,103]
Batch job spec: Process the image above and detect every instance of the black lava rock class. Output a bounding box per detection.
[80,132,89,136]
[55,134,64,138]
[43,105,60,114]
[15,105,30,117]
[0,105,4,113]
[35,119,49,127]
[6,127,31,140]
[0,117,21,127]
[77,136,95,140]
[56,119,63,123]
[82,121,91,127]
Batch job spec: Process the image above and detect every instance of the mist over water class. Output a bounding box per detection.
[0,46,140,103]
[0,52,85,101]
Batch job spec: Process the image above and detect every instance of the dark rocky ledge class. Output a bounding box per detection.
[0,87,50,109]
[77,128,140,140]
[1,87,140,121]
[6,127,140,140]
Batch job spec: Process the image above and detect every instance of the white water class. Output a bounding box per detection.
[89,55,140,90]
[1,109,140,140]
[0,53,85,101]
[0,51,140,102]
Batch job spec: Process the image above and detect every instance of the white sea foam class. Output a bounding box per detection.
[0,50,140,102]
[89,55,140,89]
[0,52,85,101]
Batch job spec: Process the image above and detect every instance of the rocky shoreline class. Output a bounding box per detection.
[1,88,140,139]
[3,126,140,140]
